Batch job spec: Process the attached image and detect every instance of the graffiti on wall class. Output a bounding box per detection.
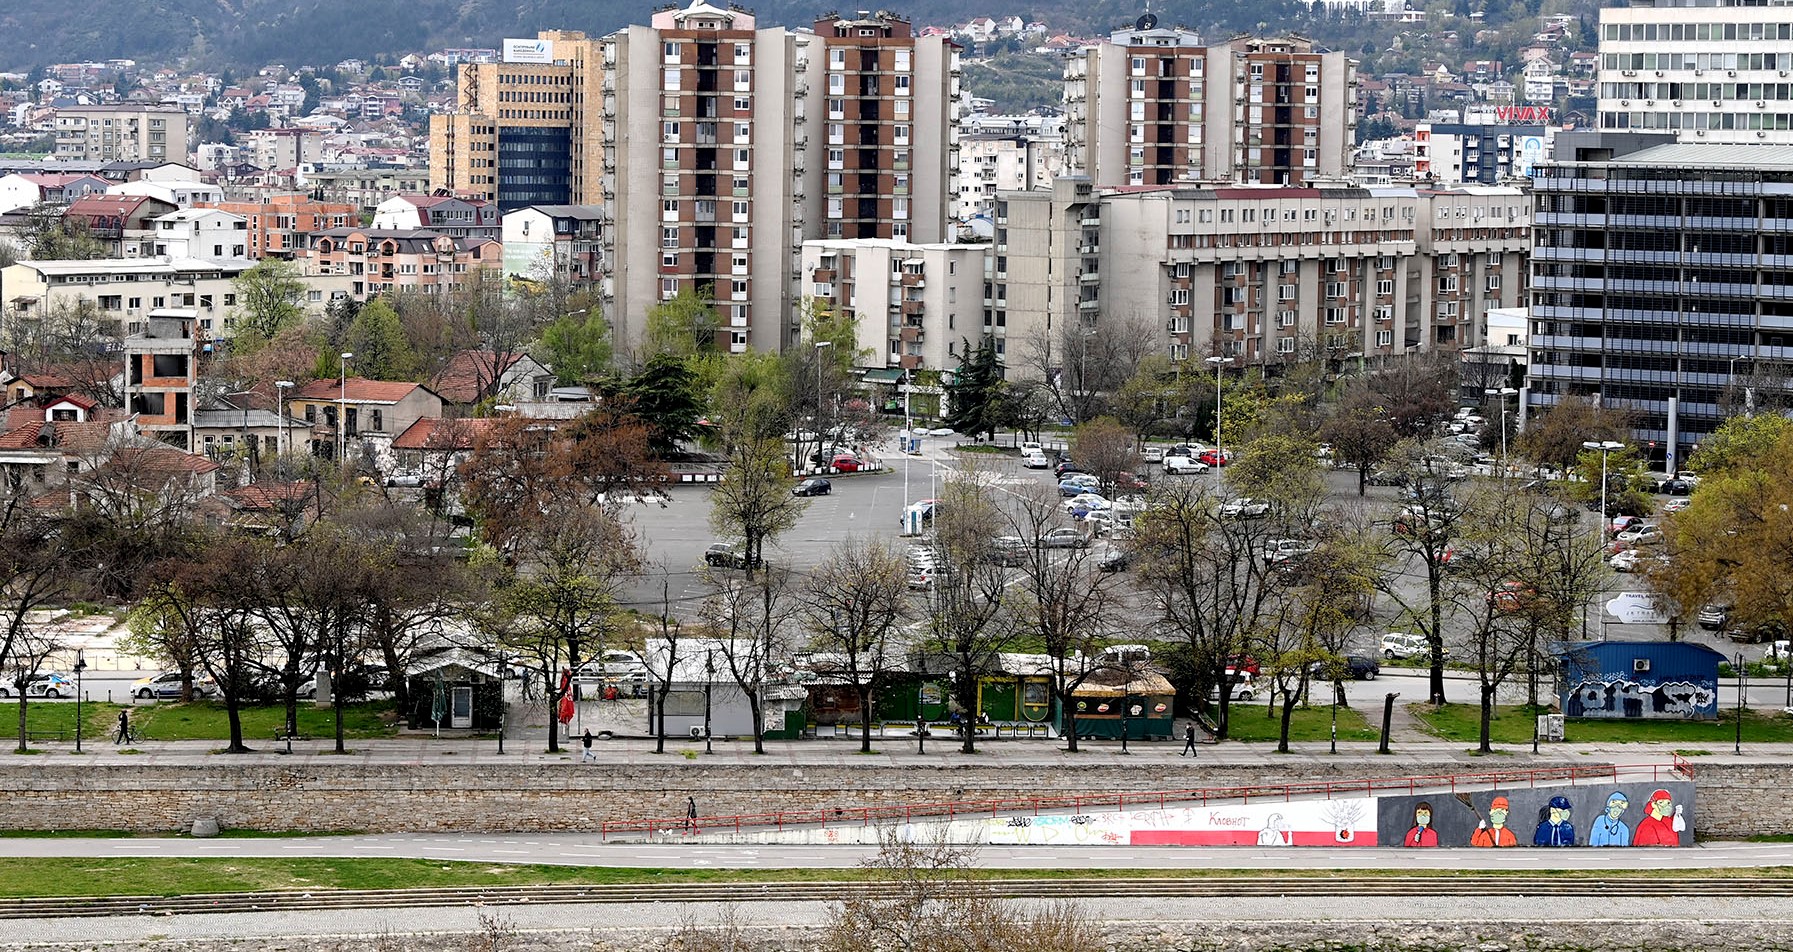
[1564,678,1716,719]
[983,798,1382,847]
[1376,782,1694,848]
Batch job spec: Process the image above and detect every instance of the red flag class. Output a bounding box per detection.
[557,694,575,724]
[559,667,572,694]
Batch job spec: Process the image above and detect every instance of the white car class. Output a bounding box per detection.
[575,650,649,683]
[1616,524,1664,547]
[1380,632,1429,660]
[1219,497,1270,519]
[1263,538,1316,563]
[1063,493,1112,515]
[1162,455,1209,475]
[1610,549,1642,573]
[1021,450,1050,469]
[1019,441,1043,454]
[1141,447,1165,463]
[927,427,956,437]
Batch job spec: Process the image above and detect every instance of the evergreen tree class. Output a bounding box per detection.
[621,354,704,455]
[944,337,1003,440]
[343,299,416,380]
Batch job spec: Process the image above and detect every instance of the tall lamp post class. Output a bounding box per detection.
[73,649,85,753]
[1485,386,1518,477]
[813,340,832,474]
[337,353,354,468]
[275,380,294,462]
[1735,652,1746,755]
[703,649,715,754]
[1581,440,1624,637]
[1204,355,1233,496]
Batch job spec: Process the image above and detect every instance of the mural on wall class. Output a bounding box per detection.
[1376,782,1694,848]
[984,797,1383,847]
[1565,677,1716,719]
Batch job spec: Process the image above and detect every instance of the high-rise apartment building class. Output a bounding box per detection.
[1063,26,1355,187]
[601,3,958,353]
[991,177,1529,368]
[428,30,605,209]
[1597,0,1793,144]
[1528,134,1793,472]
[53,105,190,164]
[799,238,986,372]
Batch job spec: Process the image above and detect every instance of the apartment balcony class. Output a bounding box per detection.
[899,326,924,342]
[901,300,925,316]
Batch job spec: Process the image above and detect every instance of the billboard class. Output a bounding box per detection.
[503,38,555,64]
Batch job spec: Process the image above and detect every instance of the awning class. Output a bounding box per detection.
[859,368,905,384]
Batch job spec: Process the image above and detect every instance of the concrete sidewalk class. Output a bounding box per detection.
[11,732,1752,770]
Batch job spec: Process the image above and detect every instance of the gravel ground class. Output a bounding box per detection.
[8,895,1793,950]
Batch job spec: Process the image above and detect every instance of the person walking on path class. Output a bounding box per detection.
[1181,723,1199,757]
[114,710,132,745]
[685,796,698,833]
[581,729,596,762]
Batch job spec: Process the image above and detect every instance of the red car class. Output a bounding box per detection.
[830,454,865,473]
[1489,580,1537,613]
[1114,471,1151,492]
[1224,654,1260,677]
[1199,449,1234,467]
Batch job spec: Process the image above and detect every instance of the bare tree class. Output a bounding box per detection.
[1375,439,1474,706]
[643,568,687,756]
[0,499,71,753]
[922,466,1013,753]
[1017,315,1157,425]
[700,565,798,754]
[801,538,910,754]
[1004,484,1118,752]
[1069,417,1140,501]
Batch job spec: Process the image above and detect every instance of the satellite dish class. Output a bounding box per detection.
[1136,12,1158,29]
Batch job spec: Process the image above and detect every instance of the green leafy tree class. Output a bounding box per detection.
[621,354,703,455]
[1322,384,1400,497]
[1110,354,1175,448]
[1689,414,1793,478]
[233,258,307,340]
[642,287,719,358]
[540,306,612,386]
[343,299,417,381]
[944,338,1003,439]
[708,435,807,576]
[21,206,107,260]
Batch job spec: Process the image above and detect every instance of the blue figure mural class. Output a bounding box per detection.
[1587,791,1631,846]
[1532,795,1575,846]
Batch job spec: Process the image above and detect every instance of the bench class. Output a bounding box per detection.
[22,730,65,743]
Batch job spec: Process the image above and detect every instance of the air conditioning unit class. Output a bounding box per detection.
[1633,658,1651,673]
[1620,100,1630,106]
[1673,99,1683,106]
[689,726,707,738]
[1694,69,1703,76]
[1728,69,1737,77]
[1758,101,1767,108]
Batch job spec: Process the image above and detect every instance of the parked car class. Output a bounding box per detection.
[1367,469,1408,487]
[1218,497,1270,519]
[1610,515,1644,535]
[1140,447,1165,463]
[808,445,851,465]
[1380,631,1429,660]
[130,671,216,700]
[1698,603,1731,631]
[791,477,832,497]
[1018,441,1043,454]
[1212,672,1257,702]
[1113,472,1151,493]
[1311,655,1381,681]
[1660,478,1695,496]
[1053,461,1085,479]
[1161,455,1209,475]
[1063,493,1111,515]
[575,650,649,684]
[1037,527,1090,549]
[1609,548,1644,573]
[829,454,866,473]
[1614,523,1664,548]
[385,471,426,488]
[926,427,956,437]
[704,542,750,569]
[1225,654,1260,677]
[1489,580,1538,612]
[1664,498,1691,513]
[1262,538,1316,564]
[1198,449,1234,467]
[1097,547,1131,572]
[1058,473,1101,495]
[1021,450,1050,469]
[984,536,1031,567]
[0,673,76,699]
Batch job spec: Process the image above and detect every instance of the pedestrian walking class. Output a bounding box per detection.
[114,710,131,745]
[581,729,596,762]
[686,796,698,832]
[1181,722,1198,757]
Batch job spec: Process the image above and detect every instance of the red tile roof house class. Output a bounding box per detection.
[428,351,554,410]
[198,479,318,539]
[0,395,136,496]
[289,377,445,473]
[390,416,501,495]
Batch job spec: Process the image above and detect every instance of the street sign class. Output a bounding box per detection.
[1605,592,1669,625]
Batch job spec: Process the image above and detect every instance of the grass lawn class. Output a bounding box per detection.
[8,857,1793,898]
[1412,702,1793,746]
[0,701,399,744]
[1220,702,1380,744]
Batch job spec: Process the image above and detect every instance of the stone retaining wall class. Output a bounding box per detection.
[1,758,1776,836]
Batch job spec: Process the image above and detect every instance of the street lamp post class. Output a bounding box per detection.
[1485,387,1517,477]
[814,340,832,474]
[337,353,354,468]
[1736,652,1746,755]
[1581,439,1624,637]
[1204,355,1233,496]
[73,649,85,753]
[275,380,294,462]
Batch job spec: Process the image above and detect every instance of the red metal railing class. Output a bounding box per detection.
[599,762,1685,840]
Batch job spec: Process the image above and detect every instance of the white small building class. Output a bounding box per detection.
[148,209,249,261]
[373,194,499,241]
[107,178,226,208]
